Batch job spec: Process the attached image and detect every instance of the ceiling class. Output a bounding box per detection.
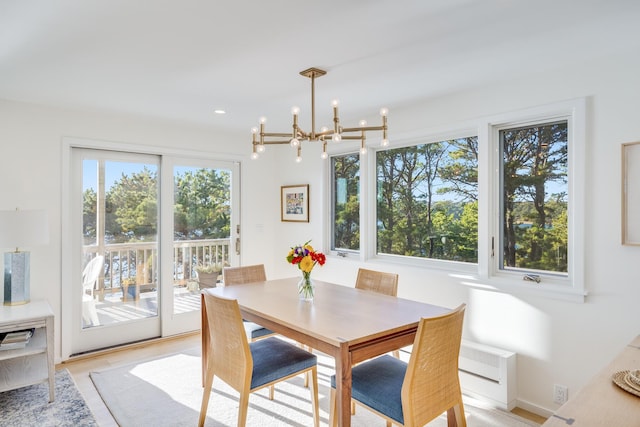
[1,0,639,135]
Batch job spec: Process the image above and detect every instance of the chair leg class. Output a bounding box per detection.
[447,401,467,427]
[269,384,275,400]
[238,390,250,427]
[198,367,215,427]
[329,387,338,427]
[351,400,356,414]
[309,367,320,427]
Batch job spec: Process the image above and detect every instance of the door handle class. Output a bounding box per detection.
[235,237,240,255]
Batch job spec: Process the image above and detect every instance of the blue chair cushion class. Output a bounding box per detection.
[331,355,406,424]
[250,337,316,389]
[243,320,274,340]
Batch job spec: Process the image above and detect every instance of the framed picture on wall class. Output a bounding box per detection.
[281,184,309,222]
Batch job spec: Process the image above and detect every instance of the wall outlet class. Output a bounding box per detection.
[553,384,568,404]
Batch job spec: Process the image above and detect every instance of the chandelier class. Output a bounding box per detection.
[251,67,388,162]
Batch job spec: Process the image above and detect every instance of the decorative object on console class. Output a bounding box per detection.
[250,67,389,162]
[0,208,49,305]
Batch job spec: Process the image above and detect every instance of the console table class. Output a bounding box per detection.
[0,300,55,402]
[542,335,640,426]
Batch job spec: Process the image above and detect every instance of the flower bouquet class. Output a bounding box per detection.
[286,240,326,301]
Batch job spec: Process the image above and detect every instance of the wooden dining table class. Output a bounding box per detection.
[201,277,452,427]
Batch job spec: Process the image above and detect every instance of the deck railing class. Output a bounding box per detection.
[83,238,230,298]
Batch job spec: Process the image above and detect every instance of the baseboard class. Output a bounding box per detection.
[516,398,555,419]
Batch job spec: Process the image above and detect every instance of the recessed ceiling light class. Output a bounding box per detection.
[214,109,226,115]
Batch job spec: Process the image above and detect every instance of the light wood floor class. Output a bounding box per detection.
[60,332,547,426]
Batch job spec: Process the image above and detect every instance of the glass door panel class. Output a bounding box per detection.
[171,165,232,315]
[72,149,161,355]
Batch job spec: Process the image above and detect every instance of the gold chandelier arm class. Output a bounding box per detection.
[262,132,294,137]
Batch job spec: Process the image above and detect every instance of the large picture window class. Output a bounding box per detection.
[376,137,478,263]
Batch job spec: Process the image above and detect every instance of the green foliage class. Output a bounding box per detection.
[333,154,360,250]
[83,166,231,244]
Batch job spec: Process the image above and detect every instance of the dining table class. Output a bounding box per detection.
[201,277,453,427]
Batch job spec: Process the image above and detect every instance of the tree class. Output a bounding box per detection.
[173,169,231,240]
[333,155,360,250]
[502,122,567,271]
[105,167,158,243]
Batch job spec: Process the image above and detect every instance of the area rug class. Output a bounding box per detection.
[91,347,539,427]
[0,369,97,427]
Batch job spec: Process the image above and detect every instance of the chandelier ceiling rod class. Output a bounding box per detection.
[251,67,389,162]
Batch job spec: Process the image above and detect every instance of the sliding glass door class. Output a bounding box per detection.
[69,148,239,354]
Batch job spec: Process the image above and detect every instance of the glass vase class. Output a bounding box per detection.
[298,273,315,302]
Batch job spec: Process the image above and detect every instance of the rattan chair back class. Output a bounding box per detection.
[401,304,467,427]
[355,268,398,296]
[202,292,252,392]
[223,264,267,286]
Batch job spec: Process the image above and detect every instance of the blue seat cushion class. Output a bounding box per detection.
[331,355,406,424]
[243,320,274,340]
[250,337,316,389]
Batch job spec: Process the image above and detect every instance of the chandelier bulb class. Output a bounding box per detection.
[321,151,328,160]
[332,133,342,142]
[259,116,267,124]
[379,107,389,117]
[251,127,258,134]
[331,99,339,107]
[359,119,367,127]
[251,152,259,160]
[257,144,265,153]
[295,155,302,163]
[360,146,368,155]
[290,138,300,147]
[381,138,389,147]
[291,106,300,115]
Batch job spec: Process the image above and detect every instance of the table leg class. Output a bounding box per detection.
[335,342,352,427]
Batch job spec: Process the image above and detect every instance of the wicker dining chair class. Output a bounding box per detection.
[352,268,402,413]
[355,268,401,358]
[199,292,320,427]
[329,304,467,427]
[355,268,399,297]
[223,264,275,340]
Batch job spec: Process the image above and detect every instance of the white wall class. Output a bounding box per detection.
[0,46,639,417]
[272,50,640,416]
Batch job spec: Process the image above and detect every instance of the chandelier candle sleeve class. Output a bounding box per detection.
[251,67,388,161]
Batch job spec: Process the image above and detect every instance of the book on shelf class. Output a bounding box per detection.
[0,328,35,350]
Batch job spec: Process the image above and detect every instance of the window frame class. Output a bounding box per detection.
[325,98,586,302]
[482,99,586,300]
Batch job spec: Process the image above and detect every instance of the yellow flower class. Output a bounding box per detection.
[304,244,314,252]
[287,249,294,257]
[299,255,314,273]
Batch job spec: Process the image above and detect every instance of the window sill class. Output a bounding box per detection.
[452,273,587,303]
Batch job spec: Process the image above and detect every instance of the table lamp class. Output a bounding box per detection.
[0,208,49,305]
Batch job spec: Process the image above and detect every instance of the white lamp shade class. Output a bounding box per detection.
[0,209,49,250]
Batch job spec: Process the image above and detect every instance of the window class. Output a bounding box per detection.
[499,121,568,275]
[331,153,360,252]
[328,99,585,299]
[376,137,478,263]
